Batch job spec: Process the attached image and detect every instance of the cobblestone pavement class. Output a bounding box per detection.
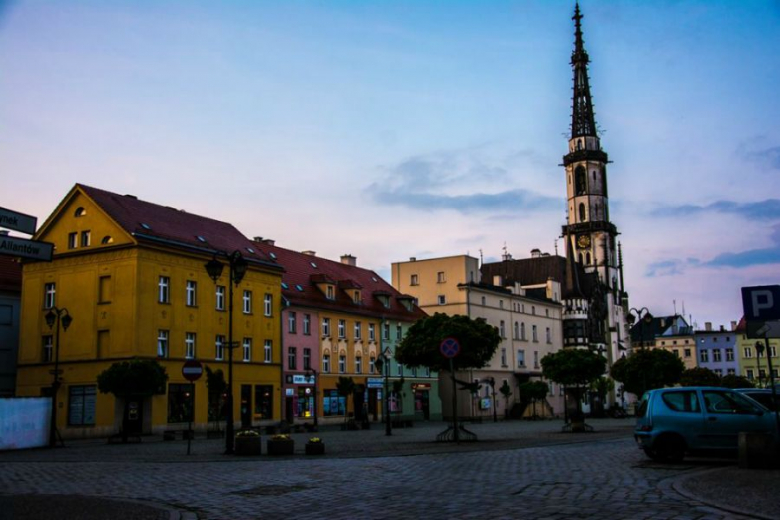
[1,420,774,520]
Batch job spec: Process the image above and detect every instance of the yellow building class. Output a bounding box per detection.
[17,184,284,439]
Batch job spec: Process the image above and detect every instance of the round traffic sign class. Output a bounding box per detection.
[439,337,460,358]
[182,359,203,382]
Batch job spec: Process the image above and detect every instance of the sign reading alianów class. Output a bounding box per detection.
[0,235,53,261]
[0,207,37,235]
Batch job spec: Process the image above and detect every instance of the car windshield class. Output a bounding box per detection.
[703,390,764,414]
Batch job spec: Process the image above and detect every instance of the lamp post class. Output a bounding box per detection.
[755,341,765,388]
[627,307,654,348]
[305,367,318,428]
[375,347,392,436]
[205,250,248,455]
[45,307,72,448]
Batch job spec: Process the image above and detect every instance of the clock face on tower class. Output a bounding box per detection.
[577,234,591,249]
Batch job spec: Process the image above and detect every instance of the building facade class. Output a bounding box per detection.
[0,255,22,397]
[694,322,739,378]
[16,184,284,438]
[735,318,779,386]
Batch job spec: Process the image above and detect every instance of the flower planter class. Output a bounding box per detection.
[305,442,325,455]
[267,439,295,456]
[234,435,262,456]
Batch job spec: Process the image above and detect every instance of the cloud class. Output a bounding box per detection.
[368,147,560,214]
[651,199,780,220]
[739,143,780,170]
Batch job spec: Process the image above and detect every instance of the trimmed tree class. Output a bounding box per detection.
[336,376,356,427]
[97,358,168,442]
[680,367,721,387]
[518,380,549,419]
[499,380,513,417]
[205,366,227,433]
[541,349,606,429]
[611,348,684,398]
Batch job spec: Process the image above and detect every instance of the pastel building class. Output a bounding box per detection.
[735,318,779,386]
[694,322,739,378]
[630,314,697,370]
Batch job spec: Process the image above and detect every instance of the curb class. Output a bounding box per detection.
[671,467,776,520]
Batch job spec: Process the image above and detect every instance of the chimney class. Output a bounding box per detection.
[531,248,541,258]
[493,275,503,287]
[409,257,416,262]
[341,254,356,266]
[719,325,725,331]
[302,250,316,256]
[731,321,737,331]
[253,236,263,242]
[502,252,512,261]
[263,239,275,246]
[705,322,712,332]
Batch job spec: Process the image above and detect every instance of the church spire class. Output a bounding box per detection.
[571,2,597,138]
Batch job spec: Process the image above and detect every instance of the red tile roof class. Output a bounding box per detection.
[0,255,22,292]
[253,241,426,322]
[78,184,280,269]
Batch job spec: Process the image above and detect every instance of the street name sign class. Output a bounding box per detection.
[741,285,780,338]
[0,207,37,235]
[0,235,53,261]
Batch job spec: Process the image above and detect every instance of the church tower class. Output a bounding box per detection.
[562,3,619,294]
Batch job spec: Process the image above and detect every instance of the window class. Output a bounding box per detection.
[499,300,504,309]
[437,295,446,305]
[481,296,486,306]
[215,286,225,311]
[303,348,311,370]
[354,322,362,340]
[186,280,197,307]
[699,350,709,363]
[727,368,736,376]
[746,369,755,380]
[322,354,331,373]
[167,383,194,423]
[772,346,778,358]
[80,230,91,247]
[369,356,376,374]
[355,355,362,374]
[243,338,252,362]
[326,285,334,300]
[264,293,273,316]
[322,317,331,337]
[743,347,753,359]
[517,349,525,368]
[288,311,297,333]
[158,277,170,304]
[714,369,723,377]
[338,354,346,373]
[533,351,539,368]
[254,385,274,419]
[264,340,272,363]
[713,349,722,362]
[74,207,86,217]
[303,314,311,335]
[501,348,507,367]
[425,367,431,377]
[42,335,53,362]
[661,391,700,413]
[185,332,196,359]
[98,276,112,303]
[532,325,538,342]
[215,335,225,360]
[703,390,762,415]
[369,323,376,341]
[383,322,390,340]
[437,271,446,283]
[411,367,417,377]
[396,324,403,340]
[101,235,113,244]
[726,348,734,361]
[68,232,78,249]
[323,389,345,416]
[68,385,97,426]
[514,322,519,339]
[500,320,506,338]
[673,349,680,358]
[243,290,252,314]
[410,274,419,286]
[44,283,56,309]
[157,330,169,358]
[545,327,551,344]
[338,320,346,339]
[684,348,691,358]
[288,347,297,370]
[353,291,361,304]
[521,322,527,340]
[397,362,403,377]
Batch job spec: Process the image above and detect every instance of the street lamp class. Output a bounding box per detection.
[628,307,654,348]
[45,307,73,448]
[755,341,765,388]
[205,250,248,454]
[305,367,318,428]
[374,347,392,436]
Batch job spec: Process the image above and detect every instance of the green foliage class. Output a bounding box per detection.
[396,313,502,371]
[519,380,549,401]
[680,367,721,387]
[720,374,754,389]
[541,348,606,389]
[205,366,226,424]
[590,376,615,396]
[499,380,513,400]
[392,376,406,396]
[97,358,168,398]
[611,348,684,398]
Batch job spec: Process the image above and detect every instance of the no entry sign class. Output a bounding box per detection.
[182,359,203,382]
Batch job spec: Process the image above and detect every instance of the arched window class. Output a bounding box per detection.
[74,207,86,217]
[101,235,113,244]
[579,203,586,222]
[575,166,586,195]
[586,253,591,265]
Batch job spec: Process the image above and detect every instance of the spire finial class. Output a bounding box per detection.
[570,2,596,138]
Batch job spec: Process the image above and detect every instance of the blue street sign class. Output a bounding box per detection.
[742,285,780,321]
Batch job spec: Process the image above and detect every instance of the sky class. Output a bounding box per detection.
[2,0,779,330]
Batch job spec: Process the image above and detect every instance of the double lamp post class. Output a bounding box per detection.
[45,306,73,448]
[374,347,393,436]
[205,250,248,455]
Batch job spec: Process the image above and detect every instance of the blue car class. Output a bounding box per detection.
[634,386,778,462]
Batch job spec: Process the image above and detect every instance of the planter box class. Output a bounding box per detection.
[305,443,325,455]
[267,439,295,456]
[234,436,262,456]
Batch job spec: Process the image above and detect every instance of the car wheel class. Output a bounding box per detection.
[654,434,686,463]
[642,447,662,461]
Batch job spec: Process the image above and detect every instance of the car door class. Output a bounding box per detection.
[700,389,770,449]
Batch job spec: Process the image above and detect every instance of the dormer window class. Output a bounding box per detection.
[353,291,361,304]
[326,285,334,300]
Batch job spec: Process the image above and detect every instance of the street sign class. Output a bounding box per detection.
[440,337,460,358]
[182,360,203,382]
[741,285,780,338]
[0,207,37,235]
[0,235,53,261]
